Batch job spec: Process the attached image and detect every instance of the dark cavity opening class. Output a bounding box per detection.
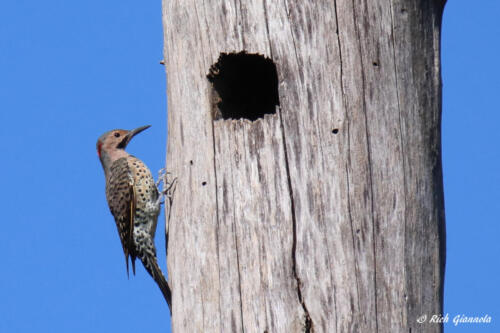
[207,51,280,121]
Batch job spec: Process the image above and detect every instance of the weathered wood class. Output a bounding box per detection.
[162,1,446,332]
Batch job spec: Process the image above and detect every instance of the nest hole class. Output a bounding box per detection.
[207,51,280,121]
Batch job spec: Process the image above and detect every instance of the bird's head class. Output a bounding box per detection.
[96,125,151,173]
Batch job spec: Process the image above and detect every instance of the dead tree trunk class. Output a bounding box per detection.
[162,1,446,332]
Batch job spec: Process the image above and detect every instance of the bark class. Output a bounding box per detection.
[162,1,446,332]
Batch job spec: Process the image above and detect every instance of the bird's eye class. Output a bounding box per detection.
[114,132,120,138]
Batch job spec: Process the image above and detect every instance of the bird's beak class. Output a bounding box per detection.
[128,125,151,139]
[119,125,151,148]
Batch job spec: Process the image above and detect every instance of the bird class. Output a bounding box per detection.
[96,125,172,311]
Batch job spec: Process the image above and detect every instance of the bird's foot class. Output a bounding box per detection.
[156,169,177,206]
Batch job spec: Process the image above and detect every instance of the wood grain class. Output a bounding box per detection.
[162,1,446,332]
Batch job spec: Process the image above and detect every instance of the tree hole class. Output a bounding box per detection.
[207,51,280,121]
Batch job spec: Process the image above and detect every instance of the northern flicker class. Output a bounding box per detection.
[96,125,172,311]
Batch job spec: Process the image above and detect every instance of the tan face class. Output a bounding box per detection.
[96,126,150,170]
[96,129,129,159]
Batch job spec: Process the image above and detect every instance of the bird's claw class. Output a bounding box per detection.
[156,169,177,206]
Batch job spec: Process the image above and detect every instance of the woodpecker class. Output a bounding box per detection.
[96,125,172,311]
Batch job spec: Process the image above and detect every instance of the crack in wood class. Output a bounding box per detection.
[389,4,410,328]
[334,0,363,324]
[351,2,379,332]
[209,81,224,327]
[278,106,314,332]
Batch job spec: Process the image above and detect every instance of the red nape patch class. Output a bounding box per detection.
[97,142,102,158]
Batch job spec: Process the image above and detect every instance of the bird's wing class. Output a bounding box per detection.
[106,157,136,276]
[128,180,136,275]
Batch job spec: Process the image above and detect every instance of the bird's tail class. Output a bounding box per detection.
[140,251,172,313]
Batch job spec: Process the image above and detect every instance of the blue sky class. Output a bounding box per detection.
[0,1,498,332]
[441,2,500,332]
